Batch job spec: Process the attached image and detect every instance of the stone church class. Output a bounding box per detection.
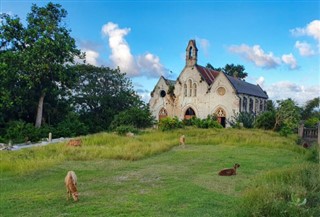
[149,40,268,127]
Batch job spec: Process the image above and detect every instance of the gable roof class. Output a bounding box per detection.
[164,77,176,86]
[226,75,268,99]
[195,65,220,86]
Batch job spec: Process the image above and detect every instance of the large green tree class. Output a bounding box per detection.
[273,99,301,131]
[72,64,149,133]
[0,3,84,128]
[206,63,248,80]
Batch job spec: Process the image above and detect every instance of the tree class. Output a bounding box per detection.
[273,99,301,132]
[0,3,84,128]
[206,63,248,80]
[72,64,146,133]
[301,97,320,120]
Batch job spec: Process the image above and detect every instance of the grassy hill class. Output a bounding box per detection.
[0,128,319,216]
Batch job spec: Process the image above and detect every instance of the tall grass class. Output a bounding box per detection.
[0,128,306,175]
[238,163,320,217]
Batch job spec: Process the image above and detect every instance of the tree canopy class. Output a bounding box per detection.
[206,63,248,80]
[0,3,84,127]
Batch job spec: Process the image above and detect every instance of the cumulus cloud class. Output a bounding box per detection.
[266,81,320,105]
[102,22,139,76]
[291,20,320,41]
[83,49,100,66]
[229,44,281,69]
[256,76,265,87]
[101,22,169,78]
[295,41,316,56]
[281,53,298,70]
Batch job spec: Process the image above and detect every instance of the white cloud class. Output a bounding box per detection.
[295,41,316,56]
[266,81,320,105]
[101,22,169,78]
[101,22,139,76]
[137,53,168,78]
[83,49,99,66]
[228,44,281,69]
[281,53,298,70]
[256,76,265,87]
[291,20,320,42]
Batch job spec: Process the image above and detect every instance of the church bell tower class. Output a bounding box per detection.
[185,39,198,67]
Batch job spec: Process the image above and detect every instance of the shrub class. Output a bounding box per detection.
[255,111,276,130]
[228,112,255,128]
[4,120,42,143]
[304,117,319,128]
[158,116,183,131]
[115,125,139,135]
[193,116,222,129]
[55,112,88,137]
[110,106,155,130]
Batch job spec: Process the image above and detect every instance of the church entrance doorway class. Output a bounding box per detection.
[215,107,226,128]
[184,107,196,120]
[159,108,168,120]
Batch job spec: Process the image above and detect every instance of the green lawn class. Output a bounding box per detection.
[0,128,318,216]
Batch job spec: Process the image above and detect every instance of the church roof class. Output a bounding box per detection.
[226,75,268,99]
[195,65,220,86]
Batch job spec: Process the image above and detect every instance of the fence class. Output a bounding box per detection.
[298,123,320,146]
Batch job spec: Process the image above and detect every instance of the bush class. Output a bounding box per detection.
[255,111,276,130]
[192,116,222,129]
[115,125,139,135]
[4,120,42,143]
[158,117,183,131]
[55,112,88,137]
[110,106,155,130]
[228,112,255,128]
[304,117,319,128]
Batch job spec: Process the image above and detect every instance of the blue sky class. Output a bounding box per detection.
[1,0,319,105]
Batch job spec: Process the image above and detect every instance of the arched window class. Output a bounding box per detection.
[189,79,192,97]
[243,97,248,112]
[260,100,263,111]
[184,84,187,97]
[193,83,197,97]
[189,46,193,59]
[249,98,254,113]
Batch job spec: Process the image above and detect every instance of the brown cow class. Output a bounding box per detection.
[67,139,82,147]
[179,135,185,147]
[64,171,79,201]
[218,163,240,176]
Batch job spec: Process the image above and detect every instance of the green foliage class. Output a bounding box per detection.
[55,112,88,137]
[228,112,255,128]
[110,106,155,130]
[4,120,42,143]
[238,164,320,217]
[115,125,139,135]
[304,117,319,128]
[274,99,301,132]
[158,116,183,131]
[186,115,222,129]
[301,97,320,120]
[73,64,146,133]
[206,63,248,80]
[255,111,276,130]
[0,3,84,127]
[305,145,319,163]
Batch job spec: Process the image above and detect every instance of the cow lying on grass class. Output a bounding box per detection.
[218,163,240,176]
[65,171,79,202]
[67,139,82,147]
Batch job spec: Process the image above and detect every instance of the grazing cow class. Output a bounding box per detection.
[218,163,240,176]
[65,171,79,201]
[179,135,185,147]
[67,139,82,147]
